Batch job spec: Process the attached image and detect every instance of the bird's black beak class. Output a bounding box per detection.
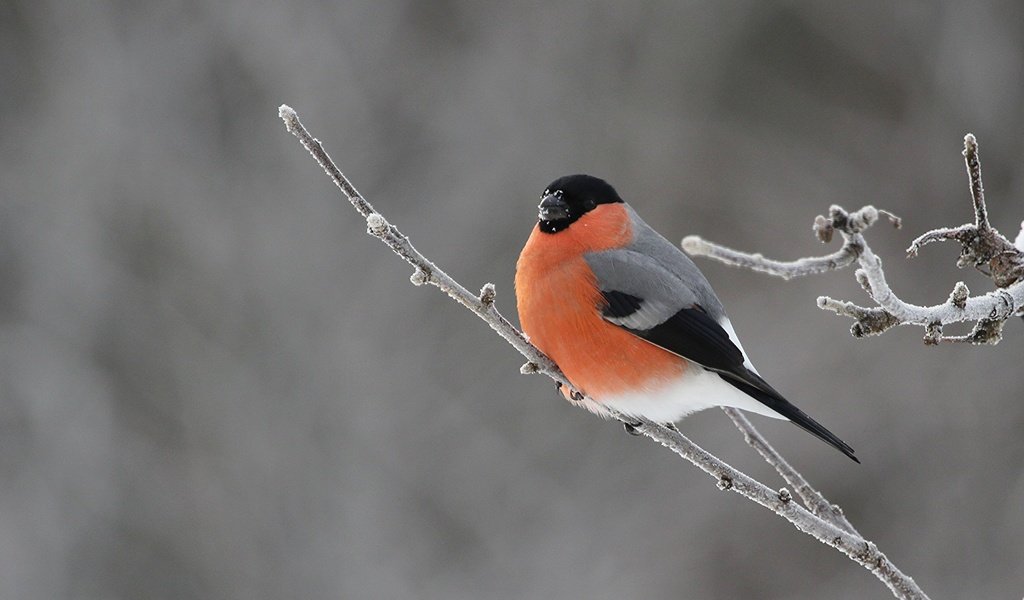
[538,193,569,221]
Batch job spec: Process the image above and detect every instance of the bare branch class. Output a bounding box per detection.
[279,105,929,600]
[722,408,858,534]
[684,135,1024,345]
[851,245,1019,335]
[905,224,973,257]
[682,234,862,280]
[682,205,897,280]
[905,135,1024,285]
[628,416,925,600]
[279,105,560,380]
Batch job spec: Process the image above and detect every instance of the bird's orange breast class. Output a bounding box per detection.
[515,204,687,401]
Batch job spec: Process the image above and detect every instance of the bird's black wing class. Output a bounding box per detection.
[600,290,859,463]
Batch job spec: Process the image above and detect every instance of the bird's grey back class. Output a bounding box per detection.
[621,204,726,319]
[580,204,727,323]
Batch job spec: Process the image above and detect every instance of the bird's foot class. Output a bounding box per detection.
[556,382,586,402]
[623,421,643,436]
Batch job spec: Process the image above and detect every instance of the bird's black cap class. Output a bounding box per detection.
[537,174,624,233]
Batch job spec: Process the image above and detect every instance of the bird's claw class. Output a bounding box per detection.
[623,421,643,436]
[556,382,585,403]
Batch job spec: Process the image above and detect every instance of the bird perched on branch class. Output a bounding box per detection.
[515,174,858,462]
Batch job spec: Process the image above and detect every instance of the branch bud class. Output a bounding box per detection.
[949,281,969,309]
[855,269,872,296]
[410,267,429,286]
[366,212,388,236]
[847,206,878,232]
[813,215,834,243]
[479,283,496,306]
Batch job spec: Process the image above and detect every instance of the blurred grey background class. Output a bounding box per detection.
[2,1,1024,598]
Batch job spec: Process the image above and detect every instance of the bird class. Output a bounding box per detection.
[514,174,858,462]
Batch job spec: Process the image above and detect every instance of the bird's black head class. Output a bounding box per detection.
[537,174,624,233]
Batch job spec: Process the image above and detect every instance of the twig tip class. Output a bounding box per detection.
[680,235,703,253]
[278,104,300,133]
[877,208,902,229]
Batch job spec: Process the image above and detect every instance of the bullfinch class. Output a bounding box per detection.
[515,174,858,462]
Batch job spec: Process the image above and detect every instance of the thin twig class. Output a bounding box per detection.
[630,416,924,600]
[722,408,858,534]
[279,105,560,378]
[279,105,929,600]
[682,205,892,280]
[964,133,988,231]
[681,235,861,280]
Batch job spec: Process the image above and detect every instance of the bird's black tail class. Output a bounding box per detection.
[722,373,859,463]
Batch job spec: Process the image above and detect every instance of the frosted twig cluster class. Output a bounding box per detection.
[279,105,928,600]
[683,134,1024,344]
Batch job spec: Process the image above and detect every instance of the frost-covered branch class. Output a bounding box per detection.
[629,415,922,600]
[683,205,894,280]
[279,105,928,600]
[683,134,1024,345]
[722,408,858,534]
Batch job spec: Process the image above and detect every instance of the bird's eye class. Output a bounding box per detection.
[583,198,596,210]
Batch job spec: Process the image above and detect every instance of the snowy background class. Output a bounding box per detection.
[3,1,1024,598]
